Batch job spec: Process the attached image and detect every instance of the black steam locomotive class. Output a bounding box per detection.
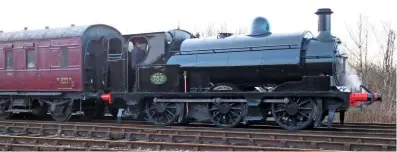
[101,8,382,131]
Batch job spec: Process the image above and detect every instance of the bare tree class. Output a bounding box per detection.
[219,22,228,33]
[345,14,370,84]
[372,22,396,74]
[202,24,216,37]
[196,23,248,38]
[372,22,397,118]
[235,27,249,35]
[345,15,396,123]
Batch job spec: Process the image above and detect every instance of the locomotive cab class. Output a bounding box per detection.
[104,29,195,117]
[121,29,195,92]
[127,37,149,65]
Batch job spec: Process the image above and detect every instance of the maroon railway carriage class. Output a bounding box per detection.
[0,24,124,121]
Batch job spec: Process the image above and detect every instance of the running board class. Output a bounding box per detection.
[153,98,287,103]
[5,110,86,116]
[153,98,247,103]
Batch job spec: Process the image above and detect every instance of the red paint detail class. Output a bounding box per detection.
[349,92,381,107]
[101,93,112,104]
[0,37,83,92]
[374,93,378,101]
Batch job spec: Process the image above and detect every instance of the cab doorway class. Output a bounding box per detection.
[107,38,124,92]
[127,36,149,91]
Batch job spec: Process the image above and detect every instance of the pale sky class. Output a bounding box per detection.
[0,0,395,60]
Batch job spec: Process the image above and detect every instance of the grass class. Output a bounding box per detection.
[345,101,396,123]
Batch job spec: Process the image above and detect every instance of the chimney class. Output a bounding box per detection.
[315,8,333,40]
[71,24,75,27]
[24,27,28,30]
[45,26,49,29]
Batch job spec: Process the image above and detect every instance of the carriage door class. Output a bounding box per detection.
[106,38,126,92]
[84,39,107,92]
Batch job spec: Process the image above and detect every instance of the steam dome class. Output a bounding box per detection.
[250,16,271,36]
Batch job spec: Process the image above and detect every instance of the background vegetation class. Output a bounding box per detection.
[191,15,396,123]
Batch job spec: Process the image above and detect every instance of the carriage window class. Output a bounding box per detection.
[5,50,13,70]
[26,50,36,68]
[60,47,68,68]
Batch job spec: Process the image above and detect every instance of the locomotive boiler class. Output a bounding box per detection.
[102,8,382,131]
[167,17,343,92]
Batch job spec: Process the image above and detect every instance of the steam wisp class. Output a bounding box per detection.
[344,64,363,92]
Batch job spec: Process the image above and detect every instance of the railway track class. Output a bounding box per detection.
[92,116,397,129]
[0,135,316,151]
[0,120,395,151]
[1,119,395,137]
[7,114,397,131]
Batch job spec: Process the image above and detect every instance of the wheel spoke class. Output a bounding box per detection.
[275,108,285,113]
[211,111,220,119]
[298,100,310,106]
[278,112,287,121]
[150,110,156,118]
[210,107,219,111]
[165,113,172,122]
[298,111,310,119]
[295,98,301,104]
[227,113,233,121]
[230,107,242,110]
[230,110,239,117]
[278,104,287,108]
[297,115,304,123]
[226,113,235,124]
[299,107,312,110]
[166,109,175,116]
[162,113,167,123]
[158,113,164,122]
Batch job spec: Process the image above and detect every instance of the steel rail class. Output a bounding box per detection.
[0,120,395,137]
[5,116,397,129]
